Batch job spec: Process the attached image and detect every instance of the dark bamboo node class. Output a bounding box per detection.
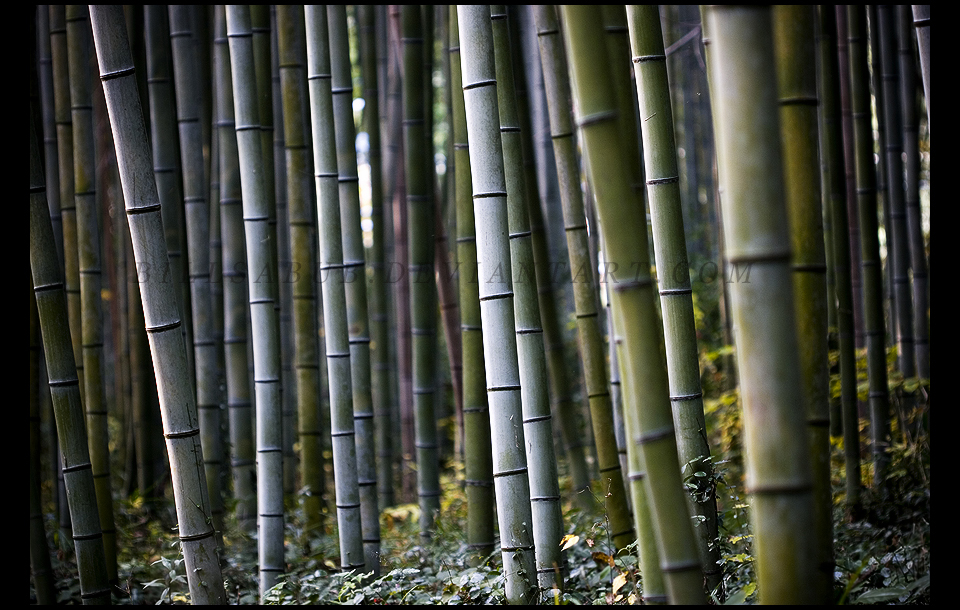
[354,412,374,420]
[501,544,536,553]
[402,118,425,126]
[523,414,553,424]
[660,287,693,296]
[226,31,252,39]
[516,328,543,335]
[576,311,598,319]
[412,387,436,395]
[633,53,666,63]
[868,391,888,399]
[62,462,93,473]
[746,482,814,495]
[332,86,352,95]
[34,281,64,293]
[348,337,372,344]
[453,142,469,150]
[411,328,435,336]
[636,423,677,445]
[406,193,428,202]
[576,109,618,128]
[70,105,94,114]
[341,563,366,571]
[725,250,791,266]
[307,73,332,81]
[646,176,679,186]
[612,278,653,292]
[465,479,494,487]
[330,430,356,438]
[487,384,521,392]
[472,190,507,199]
[145,320,182,334]
[779,96,819,106]
[463,406,490,414]
[551,131,574,140]
[670,391,703,402]
[220,197,242,205]
[627,471,647,482]
[588,391,611,399]
[235,124,259,132]
[164,427,200,440]
[509,230,532,239]
[418,490,442,498]
[913,17,930,27]
[599,463,623,474]
[530,495,562,503]
[448,45,460,53]
[151,165,173,173]
[808,418,832,428]
[327,352,350,359]
[500,125,521,133]
[660,558,702,573]
[125,203,162,215]
[494,467,528,479]
[479,292,513,302]
[231,458,254,467]
[99,66,135,81]
[791,263,828,273]
[643,594,670,604]
[462,78,497,91]
[338,175,360,183]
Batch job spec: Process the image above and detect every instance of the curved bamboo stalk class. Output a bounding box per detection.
[490,6,564,591]
[457,5,537,603]
[276,3,325,537]
[304,4,365,574]
[31,98,111,606]
[911,6,929,131]
[213,5,257,532]
[772,6,834,600]
[89,6,227,602]
[819,5,862,515]
[562,5,706,603]
[358,3,396,511]
[225,5,286,596]
[449,4,495,568]
[705,6,819,603]
[402,4,442,541]
[848,5,892,489]
[66,5,118,585]
[898,5,929,383]
[169,4,225,537]
[328,5,381,574]
[626,7,722,594]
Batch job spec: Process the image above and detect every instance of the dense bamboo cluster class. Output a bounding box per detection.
[31,5,929,605]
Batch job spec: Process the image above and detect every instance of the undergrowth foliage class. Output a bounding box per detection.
[32,287,929,605]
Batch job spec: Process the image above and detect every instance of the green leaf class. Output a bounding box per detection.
[855,587,908,603]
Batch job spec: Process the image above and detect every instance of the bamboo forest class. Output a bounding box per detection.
[29,5,931,605]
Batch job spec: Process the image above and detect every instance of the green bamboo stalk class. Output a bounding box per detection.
[457,5,537,603]
[66,5,118,586]
[818,5,862,515]
[169,4,225,537]
[276,3,325,537]
[213,4,257,532]
[328,5,381,574]
[92,5,229,601]
[898,5,929,382]
[304,4,365,574]
[772,6,834,601]
[705,6,820,603]
[848,5,892,488]
[626,7,722,594]
[38,5,63,267]
[402,4,442,541]
[562,5,706,603]
[358,3,395,511]
[490,6,565,591]
[911,6,929,131]
[31,98,111,606]
[449,5,495,567]
[528,6,593,510]
[226,5,285,596]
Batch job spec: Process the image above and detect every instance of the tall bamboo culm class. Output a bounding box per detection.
[31,87,111,607]
[562,5,706,604]
[66,4,118,585]
[625,6,723,595]
[457,5,537,604]
[490,5,565,591]
[772,6,834,601]
[169,4,225,536]
[847,5,892,488]
[276,3,325,537]
[911,6,929,131]
[449,5,495,567]
[304,4,365,574]
[402,4,442,542]
[226,5,285,597]
[705,6,819,603]
[90,6,226,602]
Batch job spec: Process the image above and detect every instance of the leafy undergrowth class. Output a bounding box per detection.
[33,347,929,605]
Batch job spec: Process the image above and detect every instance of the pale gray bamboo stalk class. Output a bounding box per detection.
[304,4,365,574]
[31,97,111,606]
[490,6,564,591]
[457,5,537,603]
[67,4,118,584]
[169,4,225,536]
[898,5,929,382]
[705,5,819,603]
[214,4,257,532]
[89,6,227,602]
[276,3,325,536]
[626,5,722,594]
[226,5,285,597]
[772,6,834,601]
[911,6,929,132]
[328,5,381,573]
[359,3,395,510]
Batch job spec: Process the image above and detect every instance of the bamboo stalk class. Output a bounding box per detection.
[457,5,537,603]
[90,6,228,602]
[225,5,286,596]
[911,6,929,131]
[304,4,365,574]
